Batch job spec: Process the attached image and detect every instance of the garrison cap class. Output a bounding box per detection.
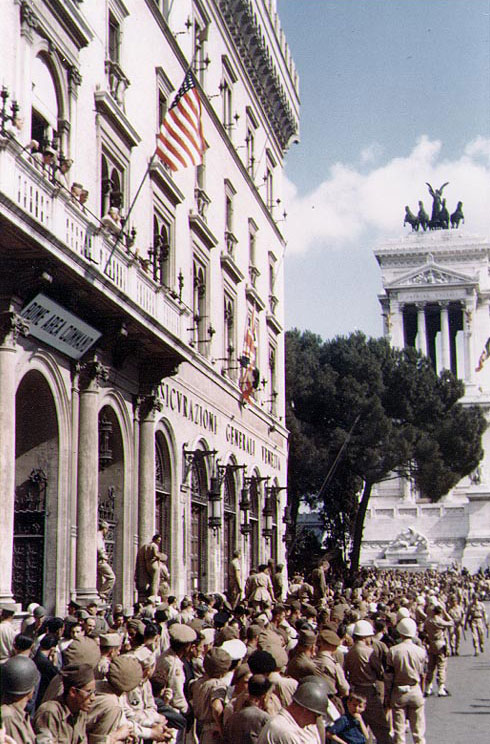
[169,624,197,643]
[99,633,122,648]
[318,629,341,646]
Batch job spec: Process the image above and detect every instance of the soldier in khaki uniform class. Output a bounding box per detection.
[33,662,95,743]
[95,633,121,680]
[465,594,488,656]
[0,655,39,744]
[314,630,350,700]
[423,605,453,696]
[285,630,318,681]
[153,624,197,716]
[447,595,464,656]
[385,619,427,744]
[344,620,392,744]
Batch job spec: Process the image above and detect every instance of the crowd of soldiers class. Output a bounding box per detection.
[1,545,489,744]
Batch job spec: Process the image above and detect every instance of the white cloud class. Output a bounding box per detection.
[284,136,490,255]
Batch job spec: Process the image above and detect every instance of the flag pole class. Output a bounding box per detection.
[103,62,199,275]
[103,151,158,276]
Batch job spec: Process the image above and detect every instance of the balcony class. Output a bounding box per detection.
[104,59,130,109]
[0,136,188,343]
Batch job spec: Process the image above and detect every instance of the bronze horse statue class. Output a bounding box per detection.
[451,201,464,228]
[417,201,430,231]
[404,206,419,231]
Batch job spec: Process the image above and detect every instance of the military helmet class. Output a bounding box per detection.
[353,620,374,637]
[397,618,417,638]
[1,656,40,696]
[292,679,328,715]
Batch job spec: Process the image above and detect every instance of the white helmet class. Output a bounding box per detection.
[353,620,374,637]
[396,608,410,623]
[397,618,417,638]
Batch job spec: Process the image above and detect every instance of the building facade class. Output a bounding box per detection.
[362,228,490,571]
[0,0,299,613]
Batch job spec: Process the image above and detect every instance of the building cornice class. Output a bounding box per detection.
[217,0,299,154]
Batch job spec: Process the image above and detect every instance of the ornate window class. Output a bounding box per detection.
[192,259,208,351]
[151,213,172,287]
[101,152,125,217]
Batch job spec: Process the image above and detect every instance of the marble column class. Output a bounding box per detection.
[137,392,161,547]
[416,303,427,356]
[440,301,450,370]
[0,311,29,605]
[76,360,108,602]
[387,299,404,349]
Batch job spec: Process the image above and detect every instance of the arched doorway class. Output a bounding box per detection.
[189,450,208,591]
[98,406,124,600]
[14,371,59,608]
[223,465,237,593]
[155,432,172,562]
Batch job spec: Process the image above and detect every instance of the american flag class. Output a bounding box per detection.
[240,309,258,403]
[156,71,206,172]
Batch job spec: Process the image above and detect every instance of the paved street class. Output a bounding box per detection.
[422,603,490,744]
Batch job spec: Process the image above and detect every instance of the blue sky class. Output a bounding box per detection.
[278,0,490,339]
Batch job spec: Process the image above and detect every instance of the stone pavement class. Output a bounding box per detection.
[421,603,490,743]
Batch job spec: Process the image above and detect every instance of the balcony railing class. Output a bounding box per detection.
[0,137,188,339]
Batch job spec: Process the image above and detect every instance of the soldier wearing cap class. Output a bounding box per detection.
[153,623,197,716]
[315,629,350,700]
[0,604,17,664]
[97,521,116,600]
[344,620,392,744]
[192,647,233,744]
[0,655,40,743]
[95,634,122,680]
[285,630,318,681]
[34,663,96,743]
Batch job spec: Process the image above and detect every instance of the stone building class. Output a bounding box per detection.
[362,227,490,571]
[0,0,299,613]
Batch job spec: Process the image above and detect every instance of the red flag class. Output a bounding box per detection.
[240,309,258,403]
[156,71,206,172]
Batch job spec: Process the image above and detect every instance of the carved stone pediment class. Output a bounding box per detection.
[389,260,475,289]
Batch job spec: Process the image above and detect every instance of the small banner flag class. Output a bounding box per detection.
[156,70,206,172]
[239,309,258,403]
[476,337,490,372]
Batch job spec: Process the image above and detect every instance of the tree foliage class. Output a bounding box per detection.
[286,329,486,573]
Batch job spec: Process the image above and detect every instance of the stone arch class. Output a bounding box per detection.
[97,392,131,604]
[16,352,71,610]
[14,369,59,609]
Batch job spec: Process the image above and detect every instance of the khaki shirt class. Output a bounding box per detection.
[258,708,321,744]
[285,651,317,682]
[344,640,383,686]
[153,648,188,713]
[424,616,452,653]
[1,702,36,744]
[314,650,350,696]
[34,698,88,744]
[386,639,427,688]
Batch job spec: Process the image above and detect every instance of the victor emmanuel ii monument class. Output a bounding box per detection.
[362,183,490,572]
